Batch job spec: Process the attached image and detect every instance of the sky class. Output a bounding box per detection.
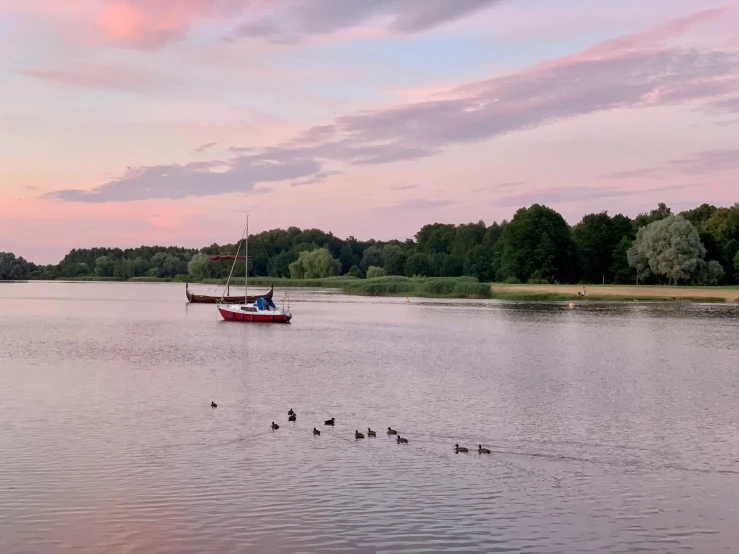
[1,0,738,264]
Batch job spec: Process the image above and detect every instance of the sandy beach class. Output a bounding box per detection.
[493,284,739,302]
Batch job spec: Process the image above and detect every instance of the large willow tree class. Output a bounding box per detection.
[627,215,706,285]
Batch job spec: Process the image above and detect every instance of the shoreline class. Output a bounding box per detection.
[6,278,739,303]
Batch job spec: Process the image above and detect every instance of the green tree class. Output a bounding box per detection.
[463,244,495,282]
[188,253,214,280]
[405,252,431,277]
[416,223,456,254]
[627,215,706,284]
[681,203,718,230]
[150,252,187,278]
[734,250,739,281]
[360,246,383,271]
[347,265,363,278]
[610,237,634,284]
[634,202,672,228]
[693,260,725,285]
[94,256,115,277]
[366,266,387,279]
[492,204,579,283]
[572,212,623,283]
[271,250,297,277]
[338,245,360,274]
[289,248,341,278]
[382,244,407,275]
[0,252,31,280]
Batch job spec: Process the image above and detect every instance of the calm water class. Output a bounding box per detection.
[1,282,739,553]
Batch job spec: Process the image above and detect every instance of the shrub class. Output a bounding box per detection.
[366,266,387,279]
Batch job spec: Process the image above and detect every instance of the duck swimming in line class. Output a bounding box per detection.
[367,428,376,437]
[355,430,365,439]
[211,401,217,408]
[271,422,280,430]
[455,444,468,453]
[324,418,335,426]
[387,427,397,435]
[397,436,408,444]
[313,428,321,436]
[288,408,295,416]
[478,445,491,454]
[288,413,296,422]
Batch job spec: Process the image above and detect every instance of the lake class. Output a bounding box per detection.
[1,281,738,553]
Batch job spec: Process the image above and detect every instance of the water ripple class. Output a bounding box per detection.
[1,283,739,553]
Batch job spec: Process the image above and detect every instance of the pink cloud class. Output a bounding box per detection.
[93,0,245,48]
[9,0,507,49]
[42,7,739,204]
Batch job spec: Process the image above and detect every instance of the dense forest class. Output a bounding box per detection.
[2,202,738,285]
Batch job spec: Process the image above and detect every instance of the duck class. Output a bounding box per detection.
[271,422,279,430]
[387,427,398,435]
[397,436,408,444]
[454,444,468,453]
[288,413,296,422]
[313,428,321,436]
[211,401,217,408]
[478,445,491,454]
[324,418,335,426]
[288,408,295,416]
[367,428,377,437]
[355,430,365,439]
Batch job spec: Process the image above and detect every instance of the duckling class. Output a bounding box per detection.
[271,422,279,430]
[367,428,377,437]
[324,418,335,426]
[355,430,365,439]
[478,445,491,454]
[313,428,321,436]
[387,427,398,435]
[397,436,408,444]
[211,401,217,408]
[288,413,296,422]
[454,444,468,453]
[288,408,295,416]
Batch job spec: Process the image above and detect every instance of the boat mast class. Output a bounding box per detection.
[245,215,249,301]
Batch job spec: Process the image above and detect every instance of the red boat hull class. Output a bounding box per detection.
[218,307,292,323]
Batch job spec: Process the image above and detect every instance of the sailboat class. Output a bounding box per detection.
[216,217,292,324]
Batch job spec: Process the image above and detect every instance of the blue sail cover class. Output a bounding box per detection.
[256,297,265,310]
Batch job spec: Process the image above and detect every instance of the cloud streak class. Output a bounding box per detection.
[195,142,218,153]
[45,8,739,203]
[44,156,323,202]
[18,64,175,93]
[494,184,692,207]
[605,149,739,180]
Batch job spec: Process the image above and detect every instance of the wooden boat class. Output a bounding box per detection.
[186,282,273,304]
[217,216,292,324]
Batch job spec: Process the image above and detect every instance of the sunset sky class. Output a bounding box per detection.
[1,0,738,264]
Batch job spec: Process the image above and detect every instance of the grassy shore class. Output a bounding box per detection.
[491,283,739,303]
[340,276,492,298]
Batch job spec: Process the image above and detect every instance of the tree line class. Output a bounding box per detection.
[3,202,738,285]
